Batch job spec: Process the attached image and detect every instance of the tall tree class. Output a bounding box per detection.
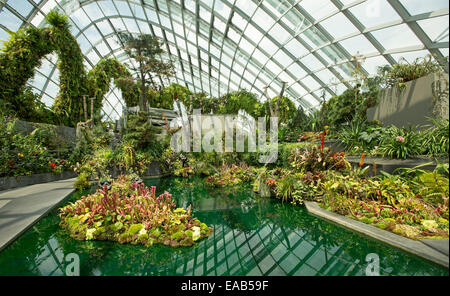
[117,32,174,110]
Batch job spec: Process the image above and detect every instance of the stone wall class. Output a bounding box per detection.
[0,171,77,191]
[12,120,76,145]
[367,72,449,129]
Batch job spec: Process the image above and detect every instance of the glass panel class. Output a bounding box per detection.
[114,0,133,17]
[320,13,358,39]
[0,8,23,32]
[371,24,423,49]
[348,1,401,28]
[8,0,34,17]
[417,16,449,43]
[300,0,337,20]
[400,0,449,16]
[339,35,378,56]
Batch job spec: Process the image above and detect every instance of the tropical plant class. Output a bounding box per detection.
[377,54,446,89]
[289,146,350,173]
[378,126,423,159]
[86,58,140,111]
[116,32,175,110]
[122,111,159,153]
[0,10,140,126]
[59,175,212,247]
[275,174,296,203]
[422,117,449,157]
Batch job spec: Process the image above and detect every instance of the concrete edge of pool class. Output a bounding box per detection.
[1,177,448,272]
[304,201,449,268]
[0,178,77,252]
[0,174,169,253]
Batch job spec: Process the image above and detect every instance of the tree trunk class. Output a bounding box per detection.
[275,82,287,119]
[140,70,146,111]
[83,95,88,121]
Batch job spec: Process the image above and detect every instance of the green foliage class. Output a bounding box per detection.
[377,54,446,89]
[281,107,323,142]
[155,83,192,109]
[0,25,56,122]
[217,90,265,119]
[0,10,141,126]
[87,58,140,111]
[337,117,449,158]
[45,9,70,29]
[378,126,423,159]
[422,117,449,157]
[275,174,295,203]
[206,164,255,187]
[117,32,175,109]
[320,169,449,239]
[122,111,159,153]
[0,115,72,177]
[59,175,212,247]
[262,96,296,124]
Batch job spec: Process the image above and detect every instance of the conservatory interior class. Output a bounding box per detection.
[0,0,449,277]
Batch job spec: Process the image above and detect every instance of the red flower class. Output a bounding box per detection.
[359,153,366,167]
[50,162,56,169]
[265,179,276,186]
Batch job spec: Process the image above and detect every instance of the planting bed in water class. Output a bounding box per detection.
[58,175,212,247]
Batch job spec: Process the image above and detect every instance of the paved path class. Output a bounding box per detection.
[0,178,76,252]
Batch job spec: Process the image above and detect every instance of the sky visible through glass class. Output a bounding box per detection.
[0,0,448,120]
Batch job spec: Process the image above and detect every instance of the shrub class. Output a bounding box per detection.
[58,175,212,247]
[378,126,423,159]
[422,117,449,157]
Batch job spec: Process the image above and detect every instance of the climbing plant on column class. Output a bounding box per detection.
[46,10,88,127]
[0,26,56,121]
[0,9,141,127]
[86,58,140,114]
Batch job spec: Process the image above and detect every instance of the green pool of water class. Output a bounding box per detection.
[0,177,447,276]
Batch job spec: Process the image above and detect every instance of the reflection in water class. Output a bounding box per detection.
[0,177,447,276]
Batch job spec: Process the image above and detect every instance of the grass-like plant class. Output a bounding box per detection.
[378,126,423,159]
[423,117,449,157]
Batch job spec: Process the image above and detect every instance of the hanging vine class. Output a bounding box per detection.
[86,58,140,113]
[0,10,139,127]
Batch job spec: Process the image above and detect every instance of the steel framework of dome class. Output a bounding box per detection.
[0,0,448,120]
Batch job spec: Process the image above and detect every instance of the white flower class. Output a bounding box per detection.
[191,226,201,241]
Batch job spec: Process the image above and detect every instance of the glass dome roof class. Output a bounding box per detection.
[0,0,448,120]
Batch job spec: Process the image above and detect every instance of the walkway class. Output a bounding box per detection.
[0,178,76,252]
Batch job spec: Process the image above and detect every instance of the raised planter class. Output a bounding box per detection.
[12,120,76,145]
[346,156,449,176]
[100,162,165,180]
[304,201,449,268]
[0,171,77,191]
[144,161,163,177]
[367,71,449,129]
